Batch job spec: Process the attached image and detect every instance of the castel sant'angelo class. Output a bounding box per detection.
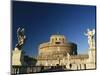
[36,31,96,70]
[12,28,96,71]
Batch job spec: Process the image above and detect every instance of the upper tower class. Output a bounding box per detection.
[50,34,67,44]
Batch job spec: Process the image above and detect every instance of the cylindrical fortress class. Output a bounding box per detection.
[38,34,77,58]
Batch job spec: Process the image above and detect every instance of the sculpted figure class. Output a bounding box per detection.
[16,27,26,50]
[84,28,95,49]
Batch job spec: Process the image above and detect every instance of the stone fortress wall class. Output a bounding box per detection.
[38,34,77,57]
[36,34,96,70]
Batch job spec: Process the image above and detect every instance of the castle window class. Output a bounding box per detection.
[62,38,64,43]
[55,38,57,40]
[55,42,61,44]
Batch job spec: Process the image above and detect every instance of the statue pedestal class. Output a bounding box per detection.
[12,48,25,66]
[88,48,96,63]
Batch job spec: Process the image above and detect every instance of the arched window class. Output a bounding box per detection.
[55,38,57,41]
[84,64,86,70]
[69,64,72,69]
[62,38,64,43]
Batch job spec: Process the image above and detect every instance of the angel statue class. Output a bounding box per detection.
[84,28,95,49]
[16,27,26,50]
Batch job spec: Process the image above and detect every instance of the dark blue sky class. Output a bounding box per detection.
[12,1,96,57]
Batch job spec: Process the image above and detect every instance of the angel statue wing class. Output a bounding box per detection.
[92,29,95,35]
[21,28,25,36]
[84,28,90,36]
[17,27,20,37]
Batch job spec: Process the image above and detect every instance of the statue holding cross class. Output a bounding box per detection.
[84,28,95,49]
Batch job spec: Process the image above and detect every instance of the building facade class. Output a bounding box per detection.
[36,34,96,70]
